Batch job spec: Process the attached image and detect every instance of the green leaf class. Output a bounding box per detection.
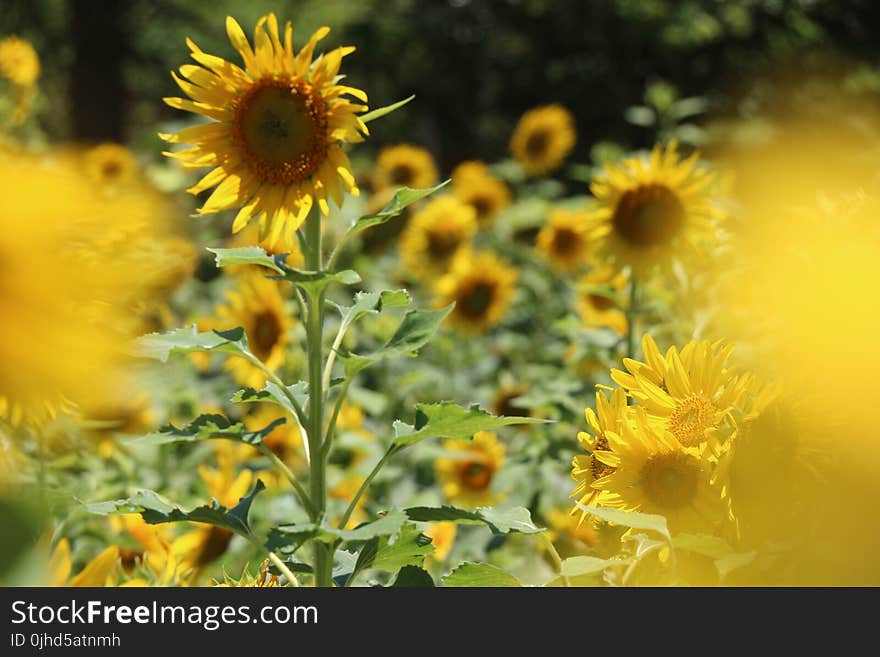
[332,289,411,332]
[672,533,735,560]
[86,481,266,537]
[625,105,656,126]
[443,562,522,587]
[207,247,286,274]
[391,565,435,588]
[338,351,376,379]
[380,305,453,358]
[336,509,407,542]
[715,550,757,580]
[404,505,543,535]
[349,181,449,234]
[560,556,617,578]
[266,523,337,555]
[576,503,671,542]
[275,268,361,297]
[360,95,415,124]
[393,402,549,448]
[136,413,284,447]
[137,326,250,362]
[351,523,434,579]
[231,381,308,419]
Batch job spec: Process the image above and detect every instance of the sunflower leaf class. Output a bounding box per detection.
[576,503,671,542]
[207,246,287,274]
[350,523,434,579]
[379,305,454,358]
[349,180,450,234]
[360,95,415,124]
[331,289,411,332]
[231,381,308,420]
[391,565,435,588]
[136,326,250,362]
[560,555,619,578]
[86,480,266,537]
[443,562,522,587]
[133,413,285,447]
[404,505,543,534]
[392,401,549,447]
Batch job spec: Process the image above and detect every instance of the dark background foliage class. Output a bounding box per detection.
[4,0,880,170]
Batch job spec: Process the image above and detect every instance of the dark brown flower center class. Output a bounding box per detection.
[525,129,551,159]
[459,281,496,318]
[612,184,685,248]
[250,310,283,361]
[640,452,700,510]
[389,163,416,186]
[551,227,580,256]
[426,230,462,261]
[458,459,494,491]
[232,77,329,186]
[588,293,615,311]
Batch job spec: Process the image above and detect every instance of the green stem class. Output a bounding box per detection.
[337,445,399,530]
[303,209,333,587]
[625,273,640,360]
[540,533,571,587]
[322,378,351,461]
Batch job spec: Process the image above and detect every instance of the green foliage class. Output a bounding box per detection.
[391,565,435,587]
[576,503,671,542]
[347,181,450,235]
[136,413,285,447]
[404,505,543,534]
[393,402,548,447]
[137,326,250,362]
[359,94,415,123]
[443,562,522,587]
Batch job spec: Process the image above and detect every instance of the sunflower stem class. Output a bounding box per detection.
[337,445,399,531]
[303,208,333,587]
[540,533,571,587]
[625,273,639,360]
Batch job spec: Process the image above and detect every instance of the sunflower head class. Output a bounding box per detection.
[399,196,477,280]
[161,14,368,243]
[212,271,293,388]
[510,104,576,176]
[575,264,629,335]
[83,143,138,189]
[435,431,506,508]
[587,141,723,272]
[374,144,438,191]
[572,387,629,510]
[536,208,592,273]
[434,250,518,334]
[0,35,39,87]
[451,161,511,228]
[592,408,726,533]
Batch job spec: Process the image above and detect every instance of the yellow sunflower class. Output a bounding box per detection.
[227,220,304,268]
[610,333,748,448]
[399,196,477,279]
[83,143,138,189]
[424,522,457,563]
[81,393,154,459]
[374,144,438,191]
[535,208,592,273]
[589,408,726,533]
[571,387,629,509]
[49,539,119,587]
[451,161,511,228]
[0,35,39,87]
[160,14,368,243]
[575,264,629,335]
[174,443,254,579]
[510,104,576,176]
[434,251,518,334]
[212,271,293,389]
[586,140,722,272]
[435,431,506,508]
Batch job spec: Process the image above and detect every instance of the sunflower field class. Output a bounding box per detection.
[2,0,880,590]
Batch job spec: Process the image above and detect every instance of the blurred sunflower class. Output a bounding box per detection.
[424,522,457,563]
[81,393,154,459]
[213,271,293,388]
[174,444,254,579]
[490,384,532,421]
[536,208,592,273]
[451,161,511,228]
[546,509,597,553]
[589,408,725,533]
[374,144,438,191]
[399,196,477,279]
[510,104,576,176]
[83,143,138,190]
[587,141,722,272]
[49,539,119,587]
[572,387,628,510]
[0,35,39,86]
[611,334,747,448]
[575,264,629,335]
[434,251,518,334]
[435,431,506,508]
[161,13,368,242]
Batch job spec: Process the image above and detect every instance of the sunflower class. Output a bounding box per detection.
[227,220,304,268]
[174,443,254,579]
[435,431,506,508]
[571,387,629,510]
[213,271,293,388]
[589,408,726,533]
[491,384,532,421]
[83,143,138,189]
[575,264,629,335]
[49,539,119,587]
[536,208,592,273]
[586,141,722,272]
[374,144,438,191]
[399,196,477,280]
[160,14,368,243]
[610,333,748,448]
[545,509,597,556]
[0,35,39,125]
[424,522,457,563]
[451,161,511,228]
[81,393,154,459]
[434,251,518,334]
[509,104,576,176]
